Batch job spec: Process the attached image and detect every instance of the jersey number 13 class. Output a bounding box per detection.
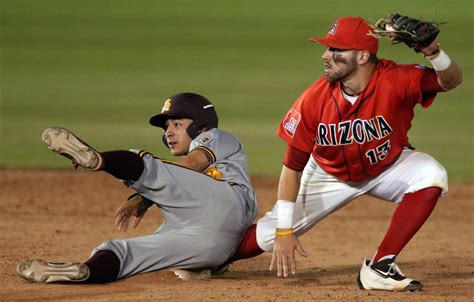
[365,139,391,165]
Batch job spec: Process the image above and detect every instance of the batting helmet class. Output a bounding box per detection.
[149,92,219,142]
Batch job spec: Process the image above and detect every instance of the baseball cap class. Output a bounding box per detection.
[310,17,378,55]
[149,92,218,129]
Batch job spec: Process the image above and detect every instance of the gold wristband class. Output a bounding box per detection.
[275,230,294,236]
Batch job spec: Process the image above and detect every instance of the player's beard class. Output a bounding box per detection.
[325,53,358,84]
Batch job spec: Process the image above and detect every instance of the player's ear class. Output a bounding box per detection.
[357,50,371,64]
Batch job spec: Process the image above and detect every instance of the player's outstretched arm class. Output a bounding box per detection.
[177,149,212,172]
[421,39,463,91]
[269,166,309,277]
[115,193,154,232]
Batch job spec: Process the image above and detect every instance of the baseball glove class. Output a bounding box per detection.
[374,13,441,52]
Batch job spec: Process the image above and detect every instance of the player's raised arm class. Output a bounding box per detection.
[420,39,463,91]
[374,13,462,91]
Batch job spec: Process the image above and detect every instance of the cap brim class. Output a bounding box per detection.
[309,37,353,50]
[149,113,170,128]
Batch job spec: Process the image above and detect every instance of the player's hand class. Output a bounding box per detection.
[114,193,153,232]
[269,230,308,277]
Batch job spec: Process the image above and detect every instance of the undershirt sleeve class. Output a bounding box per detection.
[421,70,444,95]
[282,144,311,171]
[418,68,443,108]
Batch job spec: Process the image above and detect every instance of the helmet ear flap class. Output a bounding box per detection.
[186,122,200,139]
[162,134,169,148]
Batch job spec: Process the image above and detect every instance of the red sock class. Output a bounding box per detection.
[229,224,264,262]
[373,187,442,263]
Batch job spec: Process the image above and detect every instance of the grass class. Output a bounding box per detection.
[1,0,472,181]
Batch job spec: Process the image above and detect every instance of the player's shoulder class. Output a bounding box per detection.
[378,59,432,76]
[194,128,241,145]
[299,76,334,103]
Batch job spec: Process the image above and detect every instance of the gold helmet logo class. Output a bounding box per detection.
[161,99,171,112]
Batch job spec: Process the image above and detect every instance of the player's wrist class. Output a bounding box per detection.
[277,200,295,229]
[421,42,440,57]
[426,49,451,71]
[275,229,295,236]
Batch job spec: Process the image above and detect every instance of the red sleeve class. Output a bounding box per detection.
[420,70,444,107]
[276,81,323,153]
[421,69,443,94]
[399,64,439,108]
[282,144,311,171]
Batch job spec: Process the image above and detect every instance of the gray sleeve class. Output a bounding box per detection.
[189,129,241,163]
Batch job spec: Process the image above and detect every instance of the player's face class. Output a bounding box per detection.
[165,118,194,156]
[322,47,358,84]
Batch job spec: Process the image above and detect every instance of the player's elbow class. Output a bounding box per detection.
[453,70,463,88]
[441,72,463,91]
[439,62,463,91]
[440,78,462,91]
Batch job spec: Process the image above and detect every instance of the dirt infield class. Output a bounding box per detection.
[1,170,473,301]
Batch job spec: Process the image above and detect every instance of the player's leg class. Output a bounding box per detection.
[256,157,362,252]
[43,127,256,229]
[42,127,145,180]
[17,259,91,283]
[127,154,255,235]
[17,230,238,284]
[42,127,255,231]
[357,149,447,291]
[371,188,441,264]
[233,158,361,260]
[42,127,104,170]
[228,224,262,262]
[91,231,239,280]
[17,249,123,284]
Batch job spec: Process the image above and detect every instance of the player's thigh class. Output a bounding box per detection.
[257,163,361,252]
[91,232,238,279]
[367,150,448,203]
[135,159,238,207]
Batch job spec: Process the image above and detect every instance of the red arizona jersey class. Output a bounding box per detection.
[277,59,438,181]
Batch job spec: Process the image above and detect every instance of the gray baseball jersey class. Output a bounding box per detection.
[90,128,258,279]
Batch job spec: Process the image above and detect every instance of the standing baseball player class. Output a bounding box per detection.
[17,92,258,283]
[231,14,462,291]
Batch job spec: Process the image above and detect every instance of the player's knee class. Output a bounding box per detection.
[92,239,127,258]
[415,154,448,192]
[421,161,447,181]
[96,240,115,250]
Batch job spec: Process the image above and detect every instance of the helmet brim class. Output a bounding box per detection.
[149,113,190,129]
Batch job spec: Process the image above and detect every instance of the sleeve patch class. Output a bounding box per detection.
[283,108,301,138]
[199,135,213,144]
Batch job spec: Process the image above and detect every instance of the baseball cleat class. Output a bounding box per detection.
[42,127,103,170]
[171,269,211,280]
[171,264,230,280]
[17,259,90,283]
[357,257,423,291]
[210,263,230,276]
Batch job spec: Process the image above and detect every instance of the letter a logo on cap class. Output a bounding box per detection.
[161,99,171,112]
[328,23,339,35]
